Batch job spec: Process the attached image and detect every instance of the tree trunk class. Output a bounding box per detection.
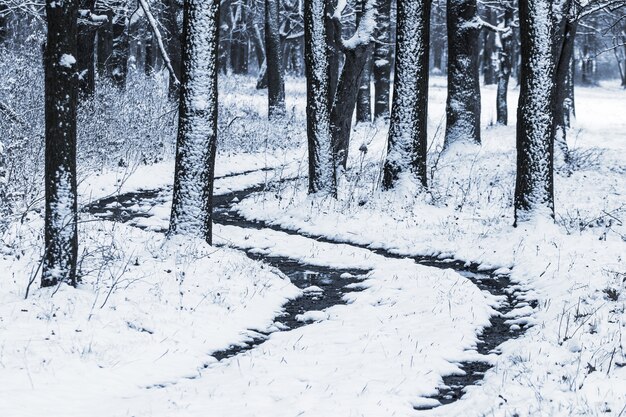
[482,6,496,85]
[496,5,513,125]
[554,16,577,168]
[383,0,431,189]
[373,0,392,120]
[163,0,183,97]
[430,1,445,73]
[110,3,130,88]
[265,0,286,118]
[77,24,97,99]
[444,0,481,148]
[145,30,155,75]
[43,0,79,287]
[218,0,231,74]
[304,0,336,195]
[355,2,373,124]
[0,4,7,44]
[230,0,249,74]
[96,10,113,77]
[514,0,561,224]
[170,0,220,244]
[330,0,377,168]
[356,53,372,123]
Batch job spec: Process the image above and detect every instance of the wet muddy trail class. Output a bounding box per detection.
[85,177,534,409]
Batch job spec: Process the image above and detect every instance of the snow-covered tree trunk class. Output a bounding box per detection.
[355,0,373,124]
[43,0,79,287]
[496,4,513,126]
[169,0,220,244]
[383,0,431,189]
[356,54,372,123]
[265,0,285,119]
[330,0,377,168]
[304,0,336,195]
[444,0,481,148]
[515,0,561,224]
[373,0,392,120]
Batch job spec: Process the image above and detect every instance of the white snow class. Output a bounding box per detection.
[59,54,76,68]
[1,74,624,416]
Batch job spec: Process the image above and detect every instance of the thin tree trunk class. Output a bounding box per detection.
[514,0,561,224]
[77,24,97,99]
[43,0,79,287]
[482,6,496,85]
[230,0,249,74]
[169,0,220,244]
[145,30,154,75]
[496,5,513,125]
[444,0,481,148]
[554,16,577,168]
[110,3,130,88]
[265,0,286,118]
[373,0,392,120]
[383,0,431,189]
[355,2,373,123]
[96,9,113,77]
[163,0,183,97]
[305,0,335,195]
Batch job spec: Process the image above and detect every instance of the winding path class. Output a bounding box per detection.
[85,167,534,410]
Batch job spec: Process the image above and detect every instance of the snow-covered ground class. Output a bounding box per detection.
[1,76,624,416]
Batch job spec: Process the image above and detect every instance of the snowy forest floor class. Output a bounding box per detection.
[1,75,625,417]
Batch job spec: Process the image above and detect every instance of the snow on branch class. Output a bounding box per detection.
[137,0,180,86]
[464,16,512,33]
[329,0,377,52]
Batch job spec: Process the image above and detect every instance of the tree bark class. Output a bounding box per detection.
[496,4,513,125]
[77,11,97,99]
[169,0,220,244]
[444,0,481,148]
[96,9,113,77]
[110,2,130,88]
[43,0,79,287]
[514,0,562,224]
[330,0,377,168]
[230,0,249,74]
[145,30,155,75]
[554,15,577,168]
[304,0,336,195]
[373,0,392,120]
[265,0,286,118]
[383,0,431,189]
[163,0,183,97]
[355,2,373,123]
[481,6,496,85]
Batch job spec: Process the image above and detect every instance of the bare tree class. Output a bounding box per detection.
[329,0,377,168]
[373,0,392,120]
[383,0,431,189]
[304,0,335,195]
[265,0,285,118]
[515,0,564,223]
[169,0,220,243]
[43,0,79,287]
[444,0,481,148]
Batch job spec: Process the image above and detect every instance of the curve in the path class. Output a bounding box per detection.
[85,171,535,409]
